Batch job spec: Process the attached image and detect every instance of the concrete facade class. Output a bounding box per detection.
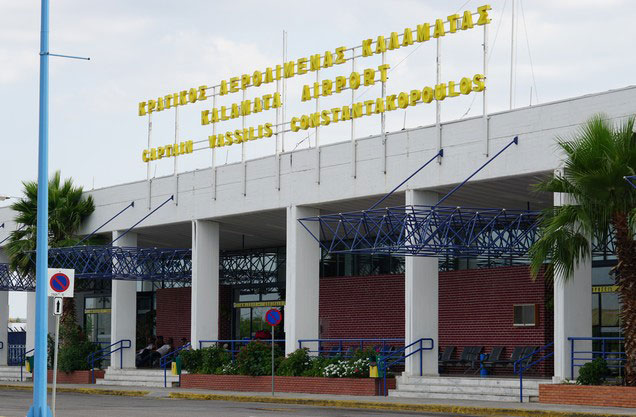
[111,231,138,368]
[404,190,439,376]
[190,220,220,349]
[1,86,632,379]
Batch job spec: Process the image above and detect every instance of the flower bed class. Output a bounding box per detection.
[539,384,636,408]
[46,369,104,384]
[181,374,395,396]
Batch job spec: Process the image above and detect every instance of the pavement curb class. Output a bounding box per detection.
[0,384,150,398]
[167,392,630,417]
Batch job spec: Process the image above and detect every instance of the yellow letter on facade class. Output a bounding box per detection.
[362,39,373,57]
[448,14,460,33]
[477,5,492,25]
[416,23,430,42]
[461,10,474,30]
[433,19,445,38]
[138,102,147,116]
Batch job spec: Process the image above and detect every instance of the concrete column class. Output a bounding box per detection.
[553,190,592,382]
[111,231,137,369]
[26,291,35,352]
[190,220,220,349]
[405,190,439,376]
[0,291,8,365]
[285,205,320,355]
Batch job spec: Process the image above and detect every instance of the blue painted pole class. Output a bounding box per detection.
[28,0,52,415]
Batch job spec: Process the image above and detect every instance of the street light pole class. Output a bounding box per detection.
[28,0,52,415]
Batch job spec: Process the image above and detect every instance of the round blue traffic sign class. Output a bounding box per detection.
[50,273,70,293]
[265,308,282,327]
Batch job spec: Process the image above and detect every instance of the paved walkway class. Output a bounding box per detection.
[0,381,634,417]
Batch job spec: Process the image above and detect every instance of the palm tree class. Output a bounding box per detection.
[5,171,95,276]
[529,115,636,385]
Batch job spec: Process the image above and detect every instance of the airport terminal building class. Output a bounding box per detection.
[0,85,633,387]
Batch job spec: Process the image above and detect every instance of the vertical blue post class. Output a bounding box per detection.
[28,0,52,415]
[570,339,574,381]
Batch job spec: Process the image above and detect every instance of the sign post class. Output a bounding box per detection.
[264,308,282,397]
[47,269,74,417]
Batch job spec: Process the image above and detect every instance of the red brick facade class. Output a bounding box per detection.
[540,384,636,408]
[156,285,233,346]
[47,369,104,384]
[156,265,553,375]
[319,275,405,340]
[181,374,395,396]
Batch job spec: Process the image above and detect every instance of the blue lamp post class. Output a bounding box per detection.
[28,0,52,415]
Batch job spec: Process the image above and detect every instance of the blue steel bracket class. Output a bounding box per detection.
[299,205,541,258]
[47,246,191,282]
[625,176,636,189]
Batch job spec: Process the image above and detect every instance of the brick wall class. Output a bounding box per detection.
[540,384,636,408]
[156,287,192,346]
[181,374,395,396]
[318,266,553,376]
[156,266,553,376]
[156,285,233,346]
[319,275,405,340]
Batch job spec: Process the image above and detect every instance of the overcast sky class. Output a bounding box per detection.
[1,0,634,318]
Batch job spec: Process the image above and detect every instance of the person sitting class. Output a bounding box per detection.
[135,336,156,368]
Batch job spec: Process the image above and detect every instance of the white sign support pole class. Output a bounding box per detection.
[212,86,217,200]
[51,305,61,417]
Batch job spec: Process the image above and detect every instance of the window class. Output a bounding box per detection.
[513,304,538,327]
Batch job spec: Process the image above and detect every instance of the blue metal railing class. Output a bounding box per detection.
[8,344,25,366]
[20,348,34,381]
[87,339,131,383]
[513,342,554,403]
[379,338,435,396]
[298,338,405,357]
[199,339,285,360]
[569,337,625,380]
[160,343,190,388]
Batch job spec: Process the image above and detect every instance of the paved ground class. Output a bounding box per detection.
[0,390,479,417]
[1,382,635,417]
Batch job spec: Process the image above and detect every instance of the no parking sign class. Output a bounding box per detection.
[47,268,75,298]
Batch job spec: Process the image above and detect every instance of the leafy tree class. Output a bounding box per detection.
[5,171,95,276]
[529,115,636,384]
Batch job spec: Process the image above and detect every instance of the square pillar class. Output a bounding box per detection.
[553,190,592,382]
[0,291,8,365]
[111,231,137,369]
[285,205,320,355]
[190,220,220,349]
[405,190,439,376]
[26,291,36,352]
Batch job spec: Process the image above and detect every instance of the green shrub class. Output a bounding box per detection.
[179,348,203,373]
[236,341,284,376]
[179,346,230,374]
[57,299,101,373]
[277,348,311,376]
[577,358,610,385]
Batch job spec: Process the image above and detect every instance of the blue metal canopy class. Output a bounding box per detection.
[299,205,542,258]
[0,263,34,292]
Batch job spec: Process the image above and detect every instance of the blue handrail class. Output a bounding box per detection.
[298,338,405,357]
[87,339,132,383]
[20,348,34,381]
[513,342,554,403]
[160,343,190,388]
[379,338,435,396]
[198,339,285,360]
[568,337,625,380]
